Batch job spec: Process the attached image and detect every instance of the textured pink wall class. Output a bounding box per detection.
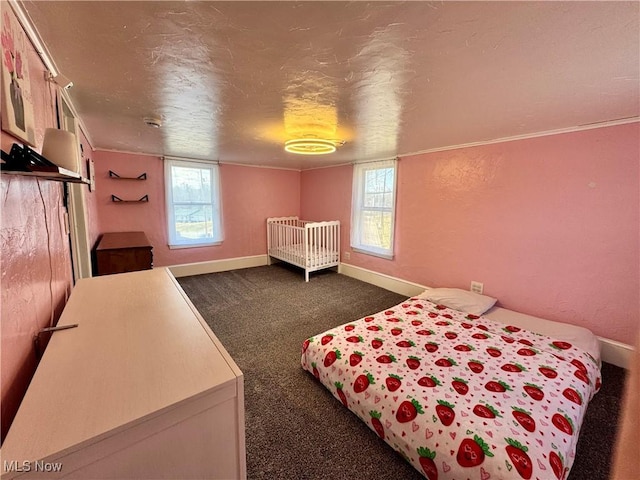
[301,164,353,248]
[301,123,640,344]
[93,151,300,266]
[0,6,73,441]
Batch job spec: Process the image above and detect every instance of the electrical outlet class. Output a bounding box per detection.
[343,251,351,260]
[470,281,483,294]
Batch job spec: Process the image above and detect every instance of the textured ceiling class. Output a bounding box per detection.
[21,1,640,170]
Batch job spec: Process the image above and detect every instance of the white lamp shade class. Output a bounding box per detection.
[42,128,80,174]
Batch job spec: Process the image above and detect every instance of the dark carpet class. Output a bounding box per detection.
[177,264,627,480]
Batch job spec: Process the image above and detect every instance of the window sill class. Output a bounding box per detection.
[168,241,222,250]
[351,247,394,260]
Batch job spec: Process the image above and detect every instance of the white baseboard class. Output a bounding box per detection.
[598,337,634,370]
[338,262,634,369]
[169,254,269,278]
[339,262,428,297]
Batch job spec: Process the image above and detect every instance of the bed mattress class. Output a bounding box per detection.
[301,297,601,480]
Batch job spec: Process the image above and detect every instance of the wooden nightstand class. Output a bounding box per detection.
[95,231,153,275]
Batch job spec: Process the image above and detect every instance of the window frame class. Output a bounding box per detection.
[164,158,223,249]
[350,159,398,259]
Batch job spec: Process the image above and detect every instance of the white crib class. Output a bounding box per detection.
[267,217,340,282]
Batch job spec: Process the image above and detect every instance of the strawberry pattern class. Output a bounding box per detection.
[301,298,601,480]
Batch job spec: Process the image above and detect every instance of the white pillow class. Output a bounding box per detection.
[416,288,497,316]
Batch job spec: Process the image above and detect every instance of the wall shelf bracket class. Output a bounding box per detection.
[111,194,149,203]
[109,170,147,180]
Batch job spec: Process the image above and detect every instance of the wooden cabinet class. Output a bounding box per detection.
[0,268,246,479]
[95,231,153,275]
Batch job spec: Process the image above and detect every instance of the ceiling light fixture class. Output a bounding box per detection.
[284,138,338,155]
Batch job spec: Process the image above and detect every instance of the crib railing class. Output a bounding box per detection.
[305,221,340,268]
[267,217,300,249]
[267,217,305,265]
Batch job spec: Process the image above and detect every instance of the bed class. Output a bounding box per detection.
[267,216,340,282]
[301,288,601,480]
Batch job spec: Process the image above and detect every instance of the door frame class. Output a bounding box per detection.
[57,89,92,281]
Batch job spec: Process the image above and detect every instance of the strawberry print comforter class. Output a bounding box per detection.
[301,297,601,480]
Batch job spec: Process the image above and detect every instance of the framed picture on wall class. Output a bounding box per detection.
[1,8,36,146]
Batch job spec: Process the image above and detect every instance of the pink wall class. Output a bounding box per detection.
[0,6,74,441]
[301,163,353,237]
[92,151,300,266]
[301,123,640,344]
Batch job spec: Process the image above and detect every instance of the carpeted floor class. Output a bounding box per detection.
[177,264,627,480]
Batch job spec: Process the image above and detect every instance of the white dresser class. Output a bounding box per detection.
[1,268,246,479]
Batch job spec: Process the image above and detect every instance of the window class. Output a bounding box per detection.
[350,159,397,258]
[165,158,223,248]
